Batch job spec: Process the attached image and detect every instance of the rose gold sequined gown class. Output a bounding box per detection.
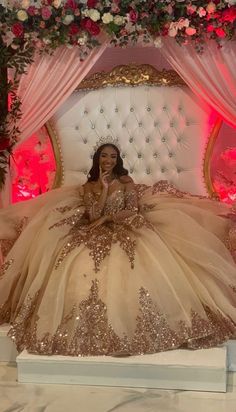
[0,181,236,356]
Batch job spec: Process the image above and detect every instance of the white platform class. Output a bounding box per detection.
[0,324,18,362]
[16,348,227,392]
[1,325,236,392]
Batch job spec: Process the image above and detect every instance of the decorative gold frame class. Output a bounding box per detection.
[47,64,221,196]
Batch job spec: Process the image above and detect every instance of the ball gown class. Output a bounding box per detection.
[0,180,236,356]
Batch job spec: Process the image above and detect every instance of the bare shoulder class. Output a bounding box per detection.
[119,175,133,184]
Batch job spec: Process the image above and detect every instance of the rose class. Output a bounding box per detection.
[0,138,10,152]
[102,12,114,24]
[185,27,196,36]
[41,7,52,20]
[69,23,80,35]
[87,0,97,7]
[20,0,30,9]
[111,4,120,13]
[168,22,178,37]
[215,27,226,38]
[129,9,138,23]
[81,18,100,35]
[206,2,216,14]
[153,36,162,48]
[88,9,100,22]
[177,18,189,29]
[197,7,206,17]
[12,22,24,37]
[114,15,125,26]
[63,14,74,25]
[17,10,28,21]
[27,6,36,16]
[65,0,77,10]
[186,5,197,15]
[222,8,236,23]
[206,24,214,32]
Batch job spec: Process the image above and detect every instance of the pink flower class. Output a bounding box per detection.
[27,6,36,16]
[186,5,197,15]
[129,9,138,23]
[206,2,216,14]
[197,7,206,17]
[11,22,24,37]
[215,27,226,38]
[185,27,196,36]
[41,7,52,20]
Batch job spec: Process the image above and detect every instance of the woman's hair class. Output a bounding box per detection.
[87,144,128,182]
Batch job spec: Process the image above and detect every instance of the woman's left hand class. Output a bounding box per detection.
[88,216,107,230]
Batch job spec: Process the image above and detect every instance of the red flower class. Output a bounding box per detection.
[69,23,80,35]
[65,0,77,10]
[221,7,236,23]
[11,22,24,37]
[87,0,97,8]
[129,9,138,23]
[0,137,10,151]
[81,18,100,36]
[27,6,36,16]
[215,27,226,38]
[206,24,214,32]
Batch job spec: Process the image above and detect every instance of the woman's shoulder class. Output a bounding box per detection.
[119,175,133,184]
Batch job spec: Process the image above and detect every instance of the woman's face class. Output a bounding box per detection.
[99,146,118,173]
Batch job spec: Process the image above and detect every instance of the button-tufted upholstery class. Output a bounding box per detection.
[50,85,217,196]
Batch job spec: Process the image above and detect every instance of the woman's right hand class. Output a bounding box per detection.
[99,167,109,190]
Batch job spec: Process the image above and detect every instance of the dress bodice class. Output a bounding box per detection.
[103,189,126,216]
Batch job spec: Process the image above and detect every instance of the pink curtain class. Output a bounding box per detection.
[1,43,107,206]
[160,38,236,127]
[16,43,108,145]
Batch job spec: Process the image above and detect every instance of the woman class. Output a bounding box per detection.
[0,142,236,356]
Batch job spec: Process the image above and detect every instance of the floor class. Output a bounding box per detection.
[0,363,236,412]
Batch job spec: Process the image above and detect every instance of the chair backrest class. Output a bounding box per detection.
[48,64,220,196]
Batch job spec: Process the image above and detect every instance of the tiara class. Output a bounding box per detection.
[93,136,121,152]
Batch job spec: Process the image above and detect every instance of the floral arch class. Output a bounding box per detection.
[0,0,236,198]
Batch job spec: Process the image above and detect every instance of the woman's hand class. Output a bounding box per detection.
[99,166,109,190]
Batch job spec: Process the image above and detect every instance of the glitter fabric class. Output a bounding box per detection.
[0,180,236,357]
[8,279,236,356]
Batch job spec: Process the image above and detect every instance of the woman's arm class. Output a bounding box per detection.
[84,183,108,222]
[107,176,138,223]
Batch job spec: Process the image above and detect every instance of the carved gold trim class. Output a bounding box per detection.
[45,122,64,189]
[203,117,223,199]
[75,64,186,91]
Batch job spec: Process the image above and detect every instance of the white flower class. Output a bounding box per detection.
[168,22,178,37]
[53,0,62,9]
[153,36,163,48]
[114,15,125,26]
[88,9,100,22]
[17,9,28,21]
[20,0,30,9]
[102,12,114,24]
[225,0,236,4]
[63,14,74,25]
[77,32,88,45]
[42,38,52,45]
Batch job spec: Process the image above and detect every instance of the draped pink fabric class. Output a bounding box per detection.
[1,43,107,206]
[160,38,236,127]
[16,43,108,145]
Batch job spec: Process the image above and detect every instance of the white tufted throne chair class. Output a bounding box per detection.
[48,65,221,197]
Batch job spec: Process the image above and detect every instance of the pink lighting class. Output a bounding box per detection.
[11,127,56,203]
